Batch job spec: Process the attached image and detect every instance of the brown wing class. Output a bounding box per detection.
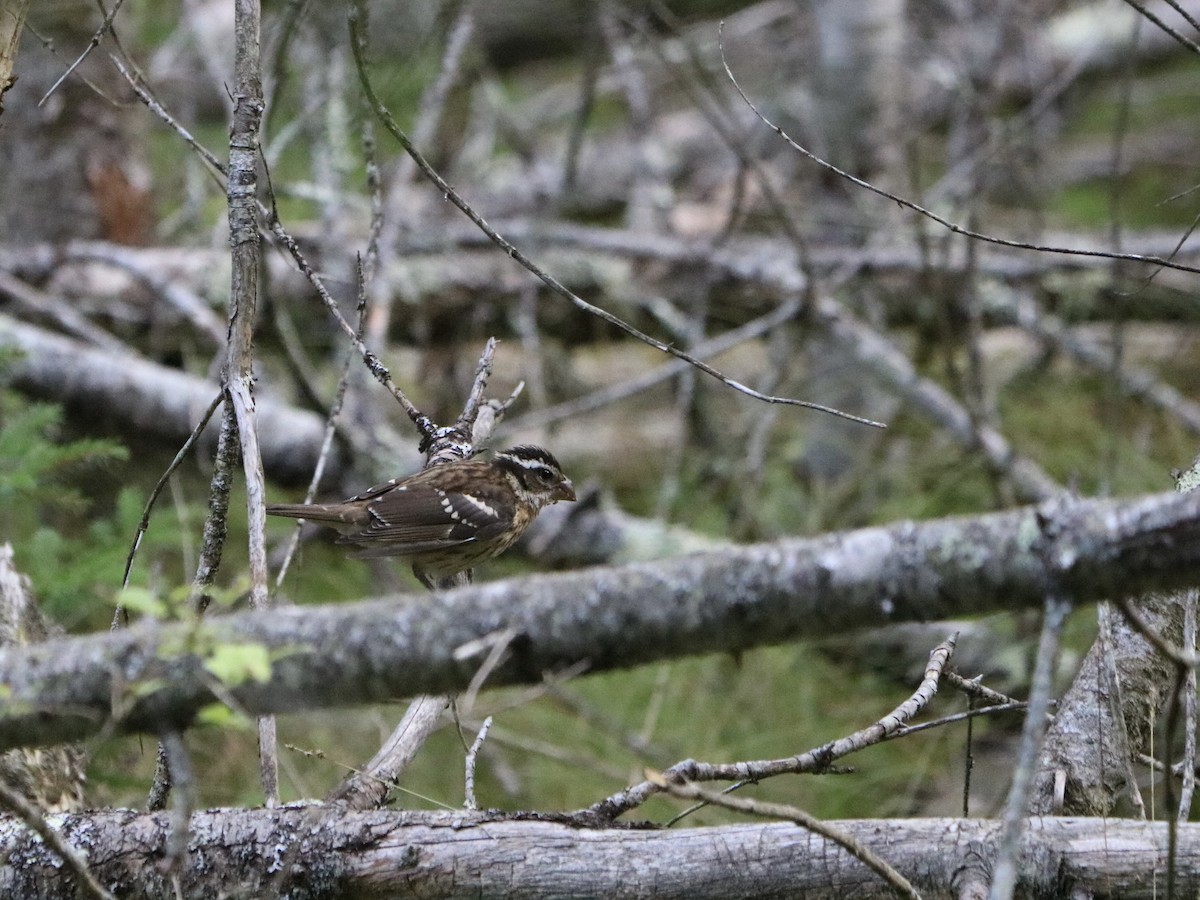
[336,477,516,558]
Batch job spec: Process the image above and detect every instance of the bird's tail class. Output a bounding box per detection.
[265,503,352,523]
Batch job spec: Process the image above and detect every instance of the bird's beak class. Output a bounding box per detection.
[553,479,577,502]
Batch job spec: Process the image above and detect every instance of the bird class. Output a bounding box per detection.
[266,445,576,588]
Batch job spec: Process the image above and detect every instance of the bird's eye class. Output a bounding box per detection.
[535,466,555,482]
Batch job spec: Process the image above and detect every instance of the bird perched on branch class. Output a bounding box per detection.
[267,445,575,588]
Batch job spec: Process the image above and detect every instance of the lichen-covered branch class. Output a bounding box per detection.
[4,488,1200,751]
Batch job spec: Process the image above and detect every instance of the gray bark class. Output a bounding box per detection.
[1,808,1196,899]
[3,487,1200,751]
[0,313,339,485]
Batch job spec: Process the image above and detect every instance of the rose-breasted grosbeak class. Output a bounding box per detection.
[267,445,575,588]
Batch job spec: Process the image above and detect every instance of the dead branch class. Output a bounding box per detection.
[0,312,341,485]
[3,807,1199,899]
[5,488,1200,751]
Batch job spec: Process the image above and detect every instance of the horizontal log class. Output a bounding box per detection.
[2,488,1200,750]
[1,809,1195,899]
[0,313,339,485]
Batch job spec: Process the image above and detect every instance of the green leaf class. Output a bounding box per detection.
[115,586,168,618]
[204,642,273,687]
[195,703,252,730]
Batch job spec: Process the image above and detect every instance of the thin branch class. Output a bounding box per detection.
[591,635,958,821]
[159,730,194,879]
[348,10,882,429]
[1159,0,1200,34]
[458,626,519,717]
[719,24,1200,279]
[503,294,803,434]
[1119,0,1200,55]
[463,715,493,811]
[1115,595,1198,668]
[0,779,114,900]
[189,405,238,614]
[1180,593,1198,820]
[988,594,1072,900]
[263,214,436,440]
[272,261,369,590]
[37,0,127,106]
[887,701,1031,740]
[943,671,1020,708]
[648,773,923,900]
[119,392,223,595]
[110,54,227,178]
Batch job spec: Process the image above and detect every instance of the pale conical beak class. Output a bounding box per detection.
[553,479,577,502]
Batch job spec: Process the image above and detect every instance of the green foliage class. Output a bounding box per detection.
[203,641,273,688]
[196,703,253,730]
[20,487,193,626]
[113,585,171,619]
[0,390,127,514]
[0,385,196,626]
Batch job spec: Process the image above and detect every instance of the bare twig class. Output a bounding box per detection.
[648,772,923,900]
[349,10,882,429]
[888,701,1030,740]
[943,671,1020,708]
[988,594,1072,900]
[0,779,114,900]
[719,24,1200,279]
[590,635,957,821]
[109,55,226,177]
[457,627,519,717]
[1180,592,1198,820]
[38,0,127,106]
[1096,601,1148,818]
[189,407,238,614]
[159,731,193,879]
[263,214,436,441]
[1119,0,1200,55]
[226,0,275,805]
[272,260,369,590]
[503,294,803,434]
[463,715,493,811]
[119,392,223,597]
